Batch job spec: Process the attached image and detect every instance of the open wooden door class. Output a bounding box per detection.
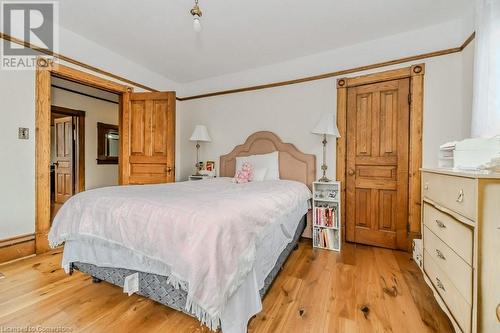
[54,116,74,203]
[121,92,176,185]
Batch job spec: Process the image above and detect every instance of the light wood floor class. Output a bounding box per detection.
[0,240,453,333]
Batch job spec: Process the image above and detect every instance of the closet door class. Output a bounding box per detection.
[121,92,176,184]
[345,78,410,250]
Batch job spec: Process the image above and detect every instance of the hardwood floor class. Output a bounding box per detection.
[0,240,453,333]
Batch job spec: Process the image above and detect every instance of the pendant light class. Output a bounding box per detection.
[190,0,202,32]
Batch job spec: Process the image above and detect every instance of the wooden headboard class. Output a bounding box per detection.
[220,131,316,188]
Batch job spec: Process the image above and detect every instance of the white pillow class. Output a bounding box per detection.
[252,168,268,181]
[235,151,280,180]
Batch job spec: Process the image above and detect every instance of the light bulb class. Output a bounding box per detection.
[193,15,201,32]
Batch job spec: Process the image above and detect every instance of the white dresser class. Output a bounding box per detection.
[421,168,500,333]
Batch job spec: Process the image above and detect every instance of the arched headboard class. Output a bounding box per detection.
[220,131,316,188]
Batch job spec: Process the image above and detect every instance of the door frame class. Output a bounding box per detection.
[51,105,86,193]
[35,57,131,253]
[336,64,424,250]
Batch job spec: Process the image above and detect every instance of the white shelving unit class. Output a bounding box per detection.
[312,181,341,252]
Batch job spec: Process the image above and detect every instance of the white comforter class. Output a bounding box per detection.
[48,178,311,329]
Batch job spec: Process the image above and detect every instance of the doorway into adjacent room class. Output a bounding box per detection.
[49,77,121,224]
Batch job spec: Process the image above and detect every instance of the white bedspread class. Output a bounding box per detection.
[49,178,311,330]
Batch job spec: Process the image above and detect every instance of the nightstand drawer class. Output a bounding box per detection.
[422,172,476,220]
[424,226,472,303]
[423,202,473,265]
[424,250,472,333]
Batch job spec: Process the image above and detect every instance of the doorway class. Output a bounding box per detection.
[35,58,176,254]
[336,65,424,251]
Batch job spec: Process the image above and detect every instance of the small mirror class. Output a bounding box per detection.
[97,122,119,164]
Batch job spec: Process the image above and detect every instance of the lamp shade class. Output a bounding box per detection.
[311,113,340,137]
[190,125,212,142]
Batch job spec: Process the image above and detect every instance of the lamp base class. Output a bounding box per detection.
[317,176,332,182]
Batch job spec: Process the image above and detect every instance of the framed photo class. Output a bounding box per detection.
[205,161,215,171]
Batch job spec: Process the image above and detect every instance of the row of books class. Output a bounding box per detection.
[314,206,339,228]
[314,228,340,250]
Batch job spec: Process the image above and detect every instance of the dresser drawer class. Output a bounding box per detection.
[422,172,477,220]
[424,250,472,333]
[424,226,472,303]
[423,202,473,265]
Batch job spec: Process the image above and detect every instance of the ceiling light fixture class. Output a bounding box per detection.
[190,0,202,32]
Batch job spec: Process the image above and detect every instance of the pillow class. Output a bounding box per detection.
[234,161,253,183]
[235,151,279,180]
[252,168,267,182]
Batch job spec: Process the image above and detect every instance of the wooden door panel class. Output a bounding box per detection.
[355,188,371,228]
[152,99,168,156]
[355,93,372,156]
[346,78,409,250]
[130,101,146,155]
[379,90,398,156]
[122,92,175,185]
[357,165,396,180]
[54,116,74,204]
[379,190,396,230]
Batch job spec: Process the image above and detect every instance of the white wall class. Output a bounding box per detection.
[178,27,475,181]
[52,87,119,190]
[0,70,36,239]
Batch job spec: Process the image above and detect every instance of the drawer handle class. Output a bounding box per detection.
[456,189,464,203]
[435,249,446,260]
[436,277,446,291]
[435,219,446,229]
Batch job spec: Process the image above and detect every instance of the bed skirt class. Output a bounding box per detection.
[71,215,306,320]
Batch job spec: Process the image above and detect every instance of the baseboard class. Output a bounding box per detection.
[0,234,36,263]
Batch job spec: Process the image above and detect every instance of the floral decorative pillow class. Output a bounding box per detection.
[234,161,253,183]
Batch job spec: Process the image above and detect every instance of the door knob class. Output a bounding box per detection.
[348,169,355,176]
[165,166,172,173]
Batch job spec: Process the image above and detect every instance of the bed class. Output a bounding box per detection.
[48,131,316,333]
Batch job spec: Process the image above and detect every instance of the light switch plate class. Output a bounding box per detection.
[18,127,29,140]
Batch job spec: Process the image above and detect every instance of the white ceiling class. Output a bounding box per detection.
[58,0,472,83]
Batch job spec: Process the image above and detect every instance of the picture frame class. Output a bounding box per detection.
[205,161,215,171]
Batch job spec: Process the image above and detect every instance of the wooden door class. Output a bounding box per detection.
[121,92,176,184]
[346,78,410,250]
[54,116,74,203]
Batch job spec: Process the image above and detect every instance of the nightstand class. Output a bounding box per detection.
[188,175,215,181]
[312,181,341,252]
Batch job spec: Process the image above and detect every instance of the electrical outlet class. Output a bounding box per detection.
[18,127,29,140]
